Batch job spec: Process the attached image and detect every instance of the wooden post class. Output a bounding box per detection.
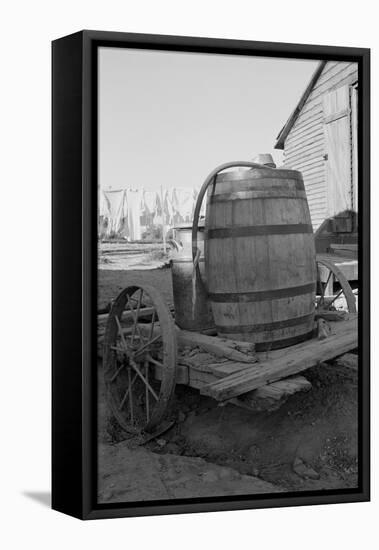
[160,185,167,253]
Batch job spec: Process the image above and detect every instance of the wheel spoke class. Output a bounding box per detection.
[317,269,332,309]
[115,316,130,351]
[131,289,143,345]
[149,309,156,340]
[146,354,164,369]
[325,270,333,292]
[134,333,162,357]
[110,362,125,382]
[126,295,145,346]
[119,372,138,410]
[130,358,159,401]
[327,288,344,308]
[318,282,325,306]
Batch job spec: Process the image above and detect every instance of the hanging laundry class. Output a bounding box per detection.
[153,191,164,227]
[142,190,159,215]
[98,190,108,237]
[98,185,206,239]
[172,187,194,223]
[141,190,159,231]
[163,188,175,226]
[103,189,126,236]
[125,189,142,241]
[99,189,107,217]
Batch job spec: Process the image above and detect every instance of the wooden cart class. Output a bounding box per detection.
[100,257,357,435]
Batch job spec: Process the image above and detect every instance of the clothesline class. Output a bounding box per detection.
[98,186,206,240]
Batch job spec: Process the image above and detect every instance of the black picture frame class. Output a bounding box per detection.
[52,30,370,520]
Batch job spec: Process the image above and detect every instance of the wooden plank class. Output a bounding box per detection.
[285,161,325,180]
[180,356,251,376]
[98,307,156,327]
[300,164,325,175]
[329,244,358,260]
[315,310,347,322]
[251,376,312,399]
[177,356,253,388]
[207,361,253,377]
[305,187,326,199]
[98,312,257,363]
[284,135,324,158]
[188,371,217,387]
[284,143,325,165]
[200,315,358,401]
[286,122,324,149]
[177,329,257,364]
[286,128,324,151]
[306,198,326,210]
[329,244,358,251]
[284,156,324,172]
[290,107,323,132]
[286,110,323,135]
[134,323,257,364]
[230,375,312,412]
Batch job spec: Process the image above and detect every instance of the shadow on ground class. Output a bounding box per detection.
[23,491,51,507]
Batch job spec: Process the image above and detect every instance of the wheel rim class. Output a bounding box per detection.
[103,280,177,434]
[316,258,357,313]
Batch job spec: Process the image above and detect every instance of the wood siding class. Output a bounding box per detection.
[282,62,358,230]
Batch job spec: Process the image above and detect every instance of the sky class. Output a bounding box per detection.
[99,47,319,191]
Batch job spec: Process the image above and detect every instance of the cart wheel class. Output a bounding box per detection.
[103,280,177,434]
[316,258,357,313]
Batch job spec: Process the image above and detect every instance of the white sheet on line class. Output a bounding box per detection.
[125,189,142,241]
[103,189,126,235]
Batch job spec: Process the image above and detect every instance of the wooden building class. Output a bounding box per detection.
[274,61,358,255]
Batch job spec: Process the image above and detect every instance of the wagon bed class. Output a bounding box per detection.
[100,284,358,434]
[192,314,357,402]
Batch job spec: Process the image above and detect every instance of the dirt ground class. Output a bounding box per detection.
[97,244,358,500]
[98,442,281,503]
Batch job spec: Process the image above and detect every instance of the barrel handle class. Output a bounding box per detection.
[192,161,269,291]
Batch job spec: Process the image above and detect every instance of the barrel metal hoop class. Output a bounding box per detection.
[206,224,313,239]
[215,172,305,187]
[215,313,315,334]
[172,258,205,264]
[209,191,307,203]
[209,282,316,303]
[254,330,315,351]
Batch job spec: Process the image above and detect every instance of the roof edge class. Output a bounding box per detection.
[274,61,327,150]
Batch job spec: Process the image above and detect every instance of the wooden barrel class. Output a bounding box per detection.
[205,167,317,350]
[171,223,215,331]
